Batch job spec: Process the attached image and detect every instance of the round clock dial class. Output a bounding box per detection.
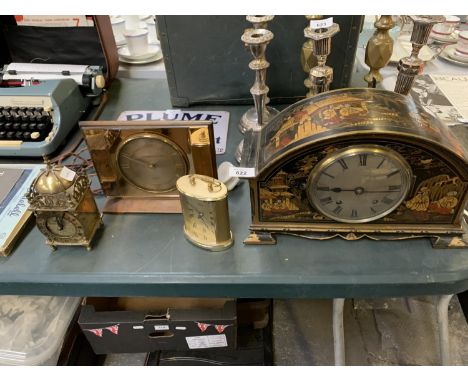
[307,145,413,223]
[116,133,189,193]
[40,212,83,239]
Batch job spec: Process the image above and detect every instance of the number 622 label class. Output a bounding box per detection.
[228,167,256,178]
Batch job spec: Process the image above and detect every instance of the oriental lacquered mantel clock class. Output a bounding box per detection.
[241,88,468,248]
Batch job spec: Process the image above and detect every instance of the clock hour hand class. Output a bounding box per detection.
[189,204,210,228]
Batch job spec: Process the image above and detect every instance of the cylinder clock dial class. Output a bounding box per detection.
[176,174,234,251]
[307,145,413,223]
[116,133,189,193]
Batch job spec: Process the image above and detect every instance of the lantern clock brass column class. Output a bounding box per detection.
[26,162,102,251]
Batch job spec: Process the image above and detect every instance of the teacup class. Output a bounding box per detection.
[122,15,140,30]
[110,17,125,43]
[432,15,460,36]
[146,18,159,44]
[455,30,468,56]
[123,28,149,56]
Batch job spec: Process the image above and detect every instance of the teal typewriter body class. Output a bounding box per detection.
[0,79,88,157]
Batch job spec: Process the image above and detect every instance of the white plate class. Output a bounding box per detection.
[118,44,161,60]
[430,31,458,44]
[446,45,468,63]
[119,49,163,65]
[439,48,468,67]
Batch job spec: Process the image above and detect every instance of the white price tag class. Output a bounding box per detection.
[310,17,333,29]
[154,325,170,331]
[185,334,228,349]
[59,166,76,181]
[228,167,255,178]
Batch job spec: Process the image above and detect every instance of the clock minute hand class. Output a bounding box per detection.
[330,187,400,193]
[121,154,154,168]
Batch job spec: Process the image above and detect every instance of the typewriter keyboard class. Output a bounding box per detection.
[0,106,53,142]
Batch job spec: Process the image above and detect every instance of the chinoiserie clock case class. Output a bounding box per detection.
[241,88,468,248]
[26,163,102,250]
[80,120,218,213]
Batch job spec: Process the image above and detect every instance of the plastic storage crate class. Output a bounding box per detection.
[0,296,81,366]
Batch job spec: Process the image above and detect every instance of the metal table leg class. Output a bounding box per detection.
[333,298,346,366]
[437,294,453,365]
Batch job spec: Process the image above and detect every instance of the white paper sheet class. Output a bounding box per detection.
[430,74,468,120]
[3,63,88,85]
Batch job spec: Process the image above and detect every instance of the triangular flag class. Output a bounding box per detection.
[197,322,211,332]
[85,328,103,337]
[105,324,119,335]
[214,324,231,334]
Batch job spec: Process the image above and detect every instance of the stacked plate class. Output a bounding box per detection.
[439,45,468,67]
[429,31,458,44]
[118,44,163,65]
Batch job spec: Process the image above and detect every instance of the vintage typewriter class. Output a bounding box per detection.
[0,63,104,157]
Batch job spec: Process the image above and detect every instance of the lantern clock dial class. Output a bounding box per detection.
[38,212,84,240]
[307,145,413,223]
[116,133,189,193]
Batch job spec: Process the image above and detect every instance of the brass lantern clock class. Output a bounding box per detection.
[26,162,102,250]
[241,88,468,248]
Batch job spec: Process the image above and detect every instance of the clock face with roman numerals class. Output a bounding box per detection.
[307,145,413,223]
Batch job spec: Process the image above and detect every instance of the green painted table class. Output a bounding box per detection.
[0,78,466,299]
[1,78,467,365]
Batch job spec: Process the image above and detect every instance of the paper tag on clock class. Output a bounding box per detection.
[59,166,76,181]
[228,167,255,178]
[310,17,333,29]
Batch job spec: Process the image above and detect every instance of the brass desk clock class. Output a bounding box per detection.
[176,174,234,251]
[81,120,218,213]
[26,162,102,251]
[241,88,468,248]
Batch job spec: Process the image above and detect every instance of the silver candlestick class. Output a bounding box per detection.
[238,17,278,135]
[304,22,340,97]
[236,27,277,163]
[394,15,445,95]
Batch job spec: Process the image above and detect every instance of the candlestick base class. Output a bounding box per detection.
[238,106,279,134]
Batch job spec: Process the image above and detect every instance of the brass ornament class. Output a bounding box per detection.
[80,120,218,214]
[176,174,234,251]
[364,15,396,88]
[26,161,102,251]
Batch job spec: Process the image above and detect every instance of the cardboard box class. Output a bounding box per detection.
[78,298,236,354]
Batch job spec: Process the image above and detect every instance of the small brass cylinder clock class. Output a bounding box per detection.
[176,174,234,251]
[26,162,102,251]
